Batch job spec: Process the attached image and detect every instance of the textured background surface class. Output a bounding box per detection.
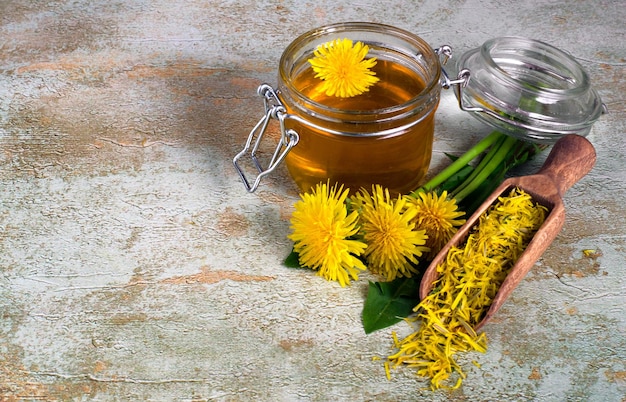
[1,1,625,401]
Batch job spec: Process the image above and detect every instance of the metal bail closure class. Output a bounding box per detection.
[435,45,456,89]
[436,45,480,110]
[233,84,299,193]
[436,45,484,111]
[447,68,484,113]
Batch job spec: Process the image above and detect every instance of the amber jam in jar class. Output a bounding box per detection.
[276,23,442,194]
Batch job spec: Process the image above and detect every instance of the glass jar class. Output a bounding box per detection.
[233,31,606,193]
[453,36,606,143]
[234,22,444,194]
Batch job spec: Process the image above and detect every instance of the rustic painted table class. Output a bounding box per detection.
[1,1,625,400]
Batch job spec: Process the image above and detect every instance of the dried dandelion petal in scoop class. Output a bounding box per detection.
[387,187,548,390]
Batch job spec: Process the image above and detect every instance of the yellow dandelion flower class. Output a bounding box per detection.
[308,38,380,98]
[406,191,466,259]
[288,182,367,287]
[356,185,429,281]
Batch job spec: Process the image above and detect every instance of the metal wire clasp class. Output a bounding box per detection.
[434,44,485,113]
[447,69,485,113]
[435,45,470,92]
[232,84,299,193]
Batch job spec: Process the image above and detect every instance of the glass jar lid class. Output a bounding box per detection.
[453,36,606,143]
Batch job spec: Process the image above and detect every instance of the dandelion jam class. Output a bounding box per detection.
[275,23,442,195]
[234,23,443,194]
[280,58,436,194]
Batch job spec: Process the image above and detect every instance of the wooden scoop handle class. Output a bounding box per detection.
[537,134,597,196]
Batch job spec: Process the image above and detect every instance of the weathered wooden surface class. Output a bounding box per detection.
[1,1,624,401]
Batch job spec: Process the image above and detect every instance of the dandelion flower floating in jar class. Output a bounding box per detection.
[405,190,466,259]
[288,182,367,287]
[308,38,380,98]
[354,185,429,281]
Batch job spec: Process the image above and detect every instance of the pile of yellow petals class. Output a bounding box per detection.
[386,188,548,390]
[308,38,379,98]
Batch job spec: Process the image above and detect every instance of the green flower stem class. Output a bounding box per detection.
[452,133,519,202]
[413,131,503,196]
[449,133,507,199]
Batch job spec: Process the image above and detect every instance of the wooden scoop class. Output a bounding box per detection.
[418,134,597,332]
